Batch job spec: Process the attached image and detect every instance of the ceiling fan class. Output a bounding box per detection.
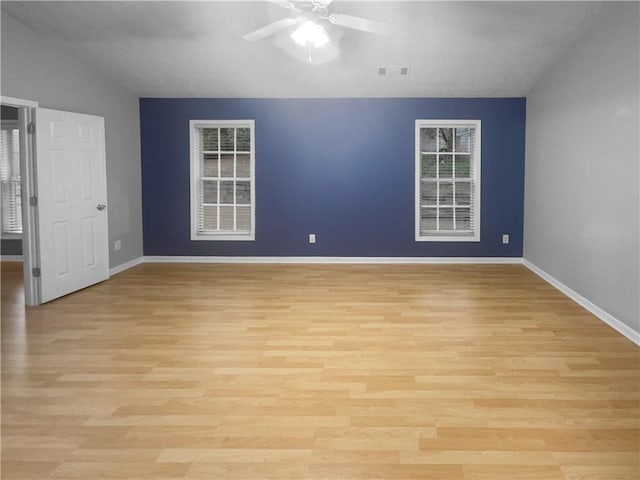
[242,0,392,45]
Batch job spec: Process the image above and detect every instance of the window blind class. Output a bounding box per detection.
[0,128,22,236]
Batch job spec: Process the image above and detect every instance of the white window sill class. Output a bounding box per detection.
[415,234,480,242]
[1,233,23,240]
[192,232,255,242]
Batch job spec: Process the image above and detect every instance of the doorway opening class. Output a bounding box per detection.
[1,96,39,305]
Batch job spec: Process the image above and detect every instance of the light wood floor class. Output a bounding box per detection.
[1,261,638,479]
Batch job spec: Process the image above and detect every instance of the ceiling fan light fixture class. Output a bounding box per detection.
[290,21,329,48]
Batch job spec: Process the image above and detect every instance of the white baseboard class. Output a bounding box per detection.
[109,256,144,276]
[523,259,640,346]
[1,255,23,262]
[143,256,523,265]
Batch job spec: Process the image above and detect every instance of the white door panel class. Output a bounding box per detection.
[35,108,109,303]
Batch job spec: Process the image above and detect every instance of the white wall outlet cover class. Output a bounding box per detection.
[502,234,509,244]
[309,234,316,244]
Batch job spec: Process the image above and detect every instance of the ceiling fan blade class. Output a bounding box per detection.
[265,0,301,14]
[242,18,300,42]
[313,0,335,7]
[328,13,392,36]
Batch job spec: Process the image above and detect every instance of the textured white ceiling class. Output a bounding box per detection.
[2,1,610,98]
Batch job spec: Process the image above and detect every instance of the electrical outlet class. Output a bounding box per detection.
[502,234,509,245]
[114,240,122,251]
[309,234,316,244]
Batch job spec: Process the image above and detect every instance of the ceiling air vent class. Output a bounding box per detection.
[378,66,410,77]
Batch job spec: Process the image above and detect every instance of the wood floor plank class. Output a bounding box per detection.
[2,261,638,479]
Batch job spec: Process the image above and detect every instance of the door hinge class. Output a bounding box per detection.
[32,267,41,277]
[27,122,35,134]
[29,196,38,207]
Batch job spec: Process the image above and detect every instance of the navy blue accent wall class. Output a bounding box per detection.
[141,98,525,257]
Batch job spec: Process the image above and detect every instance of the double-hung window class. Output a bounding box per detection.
[0,124,22,237]
[415,120,481,242]
[190,120,255,241]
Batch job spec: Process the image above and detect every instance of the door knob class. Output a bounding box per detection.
[97,204,106,211]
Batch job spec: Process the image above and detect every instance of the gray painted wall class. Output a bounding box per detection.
[1,239,22,256]
[524,3,639,334]
[1,12,143,269]
[1,105,18,120]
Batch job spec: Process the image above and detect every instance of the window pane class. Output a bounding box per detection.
[192,122,254,239]
[203,153,218,177]
[203,205,217,230]
[202,180,218,204]
[236,181,250,205]
[420,207,437,232]
[203,128,218,151]
[455,208,471,230]
[455,155,470,178]
[440,207,454,230]
[237,154,250,178]
[455,127,473,153]
[438,128,453,152]
[237,206,251,231]
[439,182,453,205]
[237,128,250,151]
[420,128,437,152]
[220,154,234,177]
[220,181,234,204]
[421,154,437,178]
[455,182,471,206]
[220,206,234,230]
[439,154,453,178]
[415,122,478,240]
[420,181,437,205]
[220,128,235,151]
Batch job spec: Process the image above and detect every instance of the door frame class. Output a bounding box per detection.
[1,95,40,305]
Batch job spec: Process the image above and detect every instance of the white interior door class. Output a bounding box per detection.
[35,108,109,303]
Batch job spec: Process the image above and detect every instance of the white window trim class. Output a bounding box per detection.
[189,120,256,241]
[415,119,481,242]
